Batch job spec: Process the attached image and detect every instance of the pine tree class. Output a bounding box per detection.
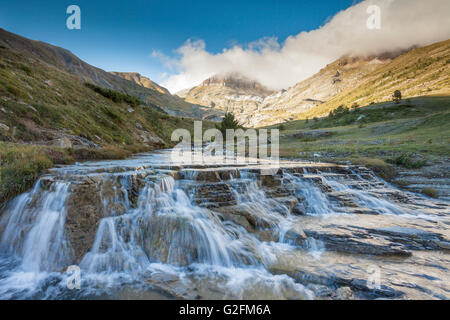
[215,112,242,136]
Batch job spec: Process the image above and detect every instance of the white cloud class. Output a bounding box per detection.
[157,0,450,93]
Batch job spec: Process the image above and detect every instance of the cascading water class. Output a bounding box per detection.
[0,150,448,299]
[1,182,72,272]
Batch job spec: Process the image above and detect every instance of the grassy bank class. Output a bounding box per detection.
[0,142,155,205]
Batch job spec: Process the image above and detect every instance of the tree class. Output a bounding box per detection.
[215,112,242,136]
[335,105,346,114]
[393,90,402,103]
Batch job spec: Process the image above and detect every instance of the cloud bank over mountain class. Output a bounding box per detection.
[157,0,450,93]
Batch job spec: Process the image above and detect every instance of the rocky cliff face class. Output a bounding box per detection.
[200,73,274,96]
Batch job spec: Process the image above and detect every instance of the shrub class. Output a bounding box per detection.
[84,83,142,107]
[73,146,130,161]
[387,153,427,169]
[422,188,438,198]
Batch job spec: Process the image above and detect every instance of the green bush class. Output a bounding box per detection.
[387,153,427,169]
[393,90,402,103]
[84,83,142,107]
[354,157,397,181]
[422,188,438,198]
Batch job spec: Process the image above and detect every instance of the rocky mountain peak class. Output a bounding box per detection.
[109,71,170,95]
[201,73,275,97]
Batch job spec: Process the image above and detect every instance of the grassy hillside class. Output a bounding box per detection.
[251,40,450,127]
[0,46,212,145]
[0,43,214,204]
[274,96,449,159]
[300,40,450,119]
[0,28,209,118]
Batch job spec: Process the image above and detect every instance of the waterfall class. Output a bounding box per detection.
[284,173,337,215]
[80,175,258,274]
[0,181,72,272]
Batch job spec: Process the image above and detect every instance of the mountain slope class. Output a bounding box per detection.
[0,42,210,148]
[298,39,450,120]
[0,28,208,118]
[256,40,450,126]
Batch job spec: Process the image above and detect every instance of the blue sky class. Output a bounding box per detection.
[0,0,358,85]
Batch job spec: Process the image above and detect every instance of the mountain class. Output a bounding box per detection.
[0,28,210,119]
[296,40,450,121]
[246,55,394,127]
[178,40,450,127]
[177,73,274,123]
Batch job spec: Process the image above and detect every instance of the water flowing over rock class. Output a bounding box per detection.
[0,150,448,299]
